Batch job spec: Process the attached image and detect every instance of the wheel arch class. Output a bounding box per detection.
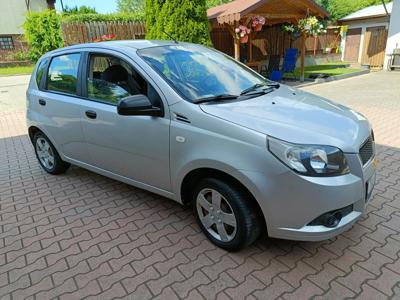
[28,125,64,159]
[179,167,267,231]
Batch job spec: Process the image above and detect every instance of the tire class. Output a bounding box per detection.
[193,178,261,251]
[33,132,70,175]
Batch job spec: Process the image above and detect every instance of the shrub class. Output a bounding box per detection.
[62,12,145,23]
[23,10,64,61]
[6,51,30,61]
[145,0,212,46]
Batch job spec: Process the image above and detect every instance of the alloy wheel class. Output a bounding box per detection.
[196,188,237,242]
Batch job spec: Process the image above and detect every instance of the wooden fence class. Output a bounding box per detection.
[211,25,341,61]
[62,21,146,45]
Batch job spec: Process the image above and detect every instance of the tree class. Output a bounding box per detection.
[63,5,97,14]
[145,0,212,45]
[206,0,232,9]
[117,0,145,13]
[315,0,391,21]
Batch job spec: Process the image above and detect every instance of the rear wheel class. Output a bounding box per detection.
[193,178,261,251]
[33,132,70,175]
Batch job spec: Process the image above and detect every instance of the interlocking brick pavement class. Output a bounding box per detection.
[1,72,400,299]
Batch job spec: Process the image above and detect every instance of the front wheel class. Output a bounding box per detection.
[193,178,261,251]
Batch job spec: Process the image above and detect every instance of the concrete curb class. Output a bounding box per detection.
[288,69,371,88]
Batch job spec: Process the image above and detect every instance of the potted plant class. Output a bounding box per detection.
[282,24,301,40]
[92,34,117,43]
[298,16,326,37]
[325,41,338,53]
[251,16,266,32]
[235,25,251,43]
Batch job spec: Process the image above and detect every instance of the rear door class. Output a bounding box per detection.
[79,50,171,192]
[30,52,89,163]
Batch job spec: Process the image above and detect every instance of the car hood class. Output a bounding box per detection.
[200,85,371,153]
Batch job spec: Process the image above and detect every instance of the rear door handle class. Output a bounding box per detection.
[85,110,97,119]
[38,99,46,106]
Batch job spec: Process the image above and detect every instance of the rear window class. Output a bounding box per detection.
[47,53,81,95]
[35,58,48,88]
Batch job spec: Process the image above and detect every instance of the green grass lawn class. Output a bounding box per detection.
[286,63,362,79]
[0,65,35,76]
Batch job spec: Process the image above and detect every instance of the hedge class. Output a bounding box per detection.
[62,12,145,23]
[145,0,211,46]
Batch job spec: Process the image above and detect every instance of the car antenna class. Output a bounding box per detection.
[162,30,179,44]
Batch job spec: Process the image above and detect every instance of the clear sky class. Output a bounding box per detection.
[55,0,118,13]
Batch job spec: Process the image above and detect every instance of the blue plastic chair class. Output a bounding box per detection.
[281,48,298,79]
[268,48,298,82]
[270,70,283,82]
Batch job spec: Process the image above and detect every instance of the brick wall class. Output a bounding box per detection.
[0,34,28,62]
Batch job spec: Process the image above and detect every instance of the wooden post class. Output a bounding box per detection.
[226,23,241,61]
[300,32,306,82]
[248,33,253,62]
[234,38,240,61]
[313,36,317,56]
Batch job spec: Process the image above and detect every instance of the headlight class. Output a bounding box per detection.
[268,137,350,177]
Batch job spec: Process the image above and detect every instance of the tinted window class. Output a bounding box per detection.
[35,58,48,87]
[138,45,271,102]
[87,54,162,107]
[47,53,81,95]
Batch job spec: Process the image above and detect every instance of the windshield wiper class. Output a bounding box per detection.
[193,94,239,104]
[240,82,280,96]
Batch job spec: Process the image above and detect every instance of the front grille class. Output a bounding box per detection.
[359,136,374,165]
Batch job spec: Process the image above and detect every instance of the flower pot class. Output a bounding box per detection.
[240,35,249,43]
[255,24,263,32]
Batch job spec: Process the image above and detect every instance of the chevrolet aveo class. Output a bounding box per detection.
[27,41,377,251]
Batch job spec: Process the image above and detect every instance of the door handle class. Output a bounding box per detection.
[38,99,46,106]
[85,110,97,119]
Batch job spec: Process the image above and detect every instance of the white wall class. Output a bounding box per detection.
[341,18,390,63]
[385,0,400,69]
[0,0,47,35]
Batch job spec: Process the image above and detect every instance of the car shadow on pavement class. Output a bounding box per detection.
[1,134,400,299]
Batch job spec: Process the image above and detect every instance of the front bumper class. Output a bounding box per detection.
[239,153,377,241]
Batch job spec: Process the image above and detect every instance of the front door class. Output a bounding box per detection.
[80,51,171,192]
[344,28,362,62]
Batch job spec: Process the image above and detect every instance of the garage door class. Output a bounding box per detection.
[344,28,362,62]
[361,26,388,68]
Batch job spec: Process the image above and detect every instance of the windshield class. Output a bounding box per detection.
[138,44,271,102]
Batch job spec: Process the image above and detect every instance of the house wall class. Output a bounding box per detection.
[341,16,390,64]
[385,0,400,69]
[0,0,47,35]
[0,0,47,62]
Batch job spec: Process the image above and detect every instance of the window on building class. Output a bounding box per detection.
[0,37,14,50]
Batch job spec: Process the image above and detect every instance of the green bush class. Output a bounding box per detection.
[6,51,30,61]
[62,12,145,23]
[23,10,64,61]
[145,0,211,46]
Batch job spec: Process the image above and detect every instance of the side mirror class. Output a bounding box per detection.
[117,94,162,117]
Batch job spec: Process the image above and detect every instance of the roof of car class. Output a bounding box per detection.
[49,40,179,54]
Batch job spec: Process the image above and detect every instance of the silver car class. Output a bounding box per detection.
[27,41,377,251]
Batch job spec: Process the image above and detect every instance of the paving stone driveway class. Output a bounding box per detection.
[1,72,400,299]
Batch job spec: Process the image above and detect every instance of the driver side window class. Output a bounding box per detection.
[87,54,162,107]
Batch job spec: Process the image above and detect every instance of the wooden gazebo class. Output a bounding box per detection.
[207,0,329,81]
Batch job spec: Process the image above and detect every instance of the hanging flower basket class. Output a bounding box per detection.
[240,35,249,43]
[251,16,266,32]
[235,25,251,43]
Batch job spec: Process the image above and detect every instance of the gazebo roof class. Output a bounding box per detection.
[207,0,329,25]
